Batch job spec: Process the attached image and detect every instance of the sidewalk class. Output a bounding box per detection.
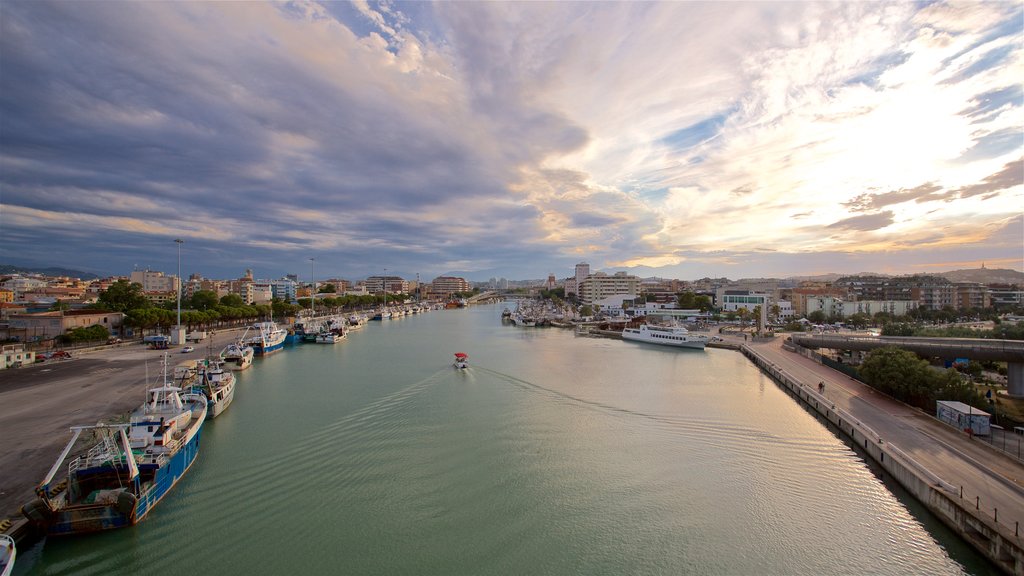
[746,335,1024,531]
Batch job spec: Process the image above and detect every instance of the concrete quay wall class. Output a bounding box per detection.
[742,345,1024,575]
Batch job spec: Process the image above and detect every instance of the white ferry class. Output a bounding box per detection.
[621,324,708,350]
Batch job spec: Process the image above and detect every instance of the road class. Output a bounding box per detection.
[0,329,245,518]
[742,334,1024,531]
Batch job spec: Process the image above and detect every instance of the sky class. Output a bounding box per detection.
[1,1,1021,282]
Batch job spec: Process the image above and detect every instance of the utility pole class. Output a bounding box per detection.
[173,238,184,345]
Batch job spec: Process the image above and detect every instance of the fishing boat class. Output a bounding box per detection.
[220,341,254,371]
[0,535,14,576]
[241,321,286,356]
[453,352,469,369]
[621,323,708,350]
[22,361,207,535]
[315,329,344,344]
[189,357,236,419]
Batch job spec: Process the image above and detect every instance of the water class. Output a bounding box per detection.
[19,303,997,575]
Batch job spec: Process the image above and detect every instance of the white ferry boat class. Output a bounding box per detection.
[621,324,708,350]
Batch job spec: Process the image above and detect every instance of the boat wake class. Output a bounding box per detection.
[471,365,842,464]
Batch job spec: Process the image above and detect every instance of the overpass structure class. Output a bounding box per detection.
[466,290,500,304]
[791,334,1024,396]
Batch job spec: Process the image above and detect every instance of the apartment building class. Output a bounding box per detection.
[577,272,640,304]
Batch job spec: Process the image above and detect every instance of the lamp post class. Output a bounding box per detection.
[310,257,315,316]
[174,238,183,344]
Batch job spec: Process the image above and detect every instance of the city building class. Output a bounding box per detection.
[578,271,640,304]
[566,263,590,296]
[955,283,991,310]
[269,278,298,302]
[431,276,470,296]
[989,285,1024,308]
[365,276,409,295]
[0,275,48,300]
[129,269,179,293]
[911,276,957,310]
[1,344,35,370]
[716,289,770,313]
[6,310,124,341]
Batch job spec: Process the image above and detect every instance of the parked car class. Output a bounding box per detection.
[50,350,71,360]
[182,346,195,353]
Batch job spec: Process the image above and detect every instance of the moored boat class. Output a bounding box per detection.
[621,323,708,350]
[241,321,286,356]
[315,330,344,344]
[189,357,236,419]
[220,341,254,371]
[0,535,14,576]
[22,364,207,535]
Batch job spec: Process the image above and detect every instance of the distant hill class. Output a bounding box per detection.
[0,264,101,280]
[938,268,1023,285]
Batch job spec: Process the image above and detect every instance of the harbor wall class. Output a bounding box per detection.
[742,345,1024,575]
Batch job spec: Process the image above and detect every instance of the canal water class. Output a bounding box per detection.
[19,303,996,575]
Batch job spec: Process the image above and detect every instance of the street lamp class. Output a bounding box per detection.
[310,257,315,316]
[174,239,183,344]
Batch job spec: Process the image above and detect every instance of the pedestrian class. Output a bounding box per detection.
[818,381,825,393]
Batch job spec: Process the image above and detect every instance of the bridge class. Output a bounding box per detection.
[790,334,1024,396]
[466,290,500,304]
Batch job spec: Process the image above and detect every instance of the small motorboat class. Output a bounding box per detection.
[453,352,469,369]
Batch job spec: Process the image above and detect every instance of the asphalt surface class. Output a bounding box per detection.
[742,334,1024,531]
[0,329,246,518]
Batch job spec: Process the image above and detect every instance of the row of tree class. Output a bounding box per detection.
[882,322,1024,340]
[857,346,986,413]
[89,280,426,335]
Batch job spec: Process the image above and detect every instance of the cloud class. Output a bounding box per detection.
[0,1,1021,281]
[826,211,895,231]
[951,158,1024,199]
[843,183,943,212]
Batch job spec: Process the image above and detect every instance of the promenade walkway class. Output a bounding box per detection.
[745,335,1024,535]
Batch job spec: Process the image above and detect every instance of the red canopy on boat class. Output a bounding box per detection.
[454,353,468,358]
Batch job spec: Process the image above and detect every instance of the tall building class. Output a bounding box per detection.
[366,276,409,295]
[578,271,640,304]
[567,263,591,296]
[431,276,470,296]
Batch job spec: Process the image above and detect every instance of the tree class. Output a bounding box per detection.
[189,290,220,311]
[97,280,150,313]
[220,294,245,307]
[318,284,337,293]
[847,313,870,329]
[49,300,71,312]
[807,310,827,324]
[857,346,985,412]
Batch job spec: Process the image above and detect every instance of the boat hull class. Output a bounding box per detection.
[39,426,203,536]
[622,329,707,350]
[208,385,235,419]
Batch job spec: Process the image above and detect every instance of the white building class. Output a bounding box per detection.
[1,344,35,369]
[129,269,179,293]
[269,278,298,302]
[805,296,919,318]
[1,276,48,300]
[717,290,770,313]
